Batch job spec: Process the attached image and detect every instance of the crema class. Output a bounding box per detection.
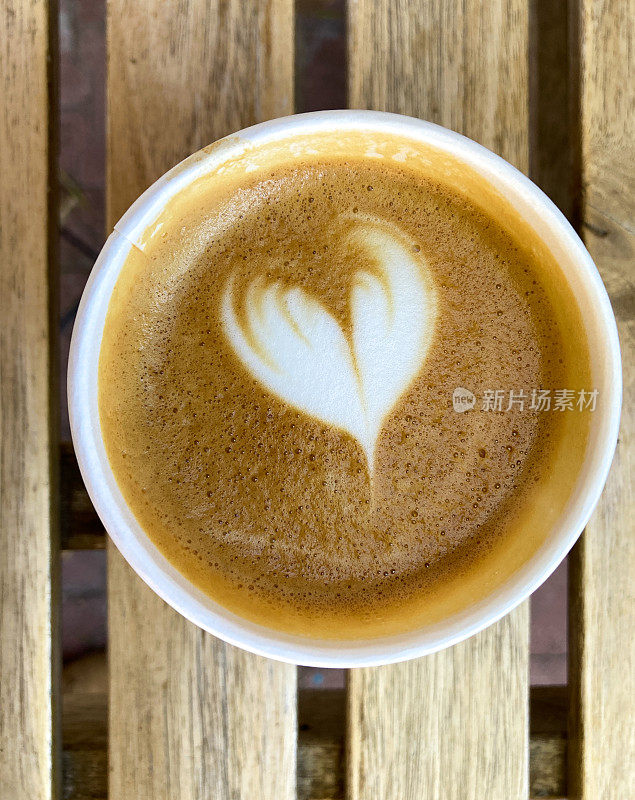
[99,141,591,638]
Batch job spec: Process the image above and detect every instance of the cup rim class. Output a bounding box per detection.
[68,110,622,667]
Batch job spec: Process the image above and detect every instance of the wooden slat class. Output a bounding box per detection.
[106,2,296,798]
[62,680,568,800]
[568,0,635,796]
[0,1,59,799]
[347,2,530,798]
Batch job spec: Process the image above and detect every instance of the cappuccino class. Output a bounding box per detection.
[99,133,591,637]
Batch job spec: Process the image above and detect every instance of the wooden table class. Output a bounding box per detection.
[1,0,632,798]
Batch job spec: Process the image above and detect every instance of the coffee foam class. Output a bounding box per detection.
[99,139,592,638]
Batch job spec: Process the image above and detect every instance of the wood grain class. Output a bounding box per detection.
[347,1,530,798]
[61,680,568,800]
[348,0,528,170]
[0,1,59,798]
[107,2,296,798]
[568,0,635,796]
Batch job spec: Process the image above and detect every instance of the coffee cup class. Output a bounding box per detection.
[69,110,621,666]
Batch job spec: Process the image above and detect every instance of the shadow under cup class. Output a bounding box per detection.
[68,111,621,667]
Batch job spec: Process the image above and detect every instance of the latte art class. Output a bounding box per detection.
[222,219,437,470]
[99,143,592,639]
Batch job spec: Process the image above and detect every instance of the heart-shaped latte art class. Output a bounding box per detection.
[221,218,437,472]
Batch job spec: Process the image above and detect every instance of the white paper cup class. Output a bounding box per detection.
[68,111,621,667]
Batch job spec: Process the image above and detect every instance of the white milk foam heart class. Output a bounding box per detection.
[222,218,438,471]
